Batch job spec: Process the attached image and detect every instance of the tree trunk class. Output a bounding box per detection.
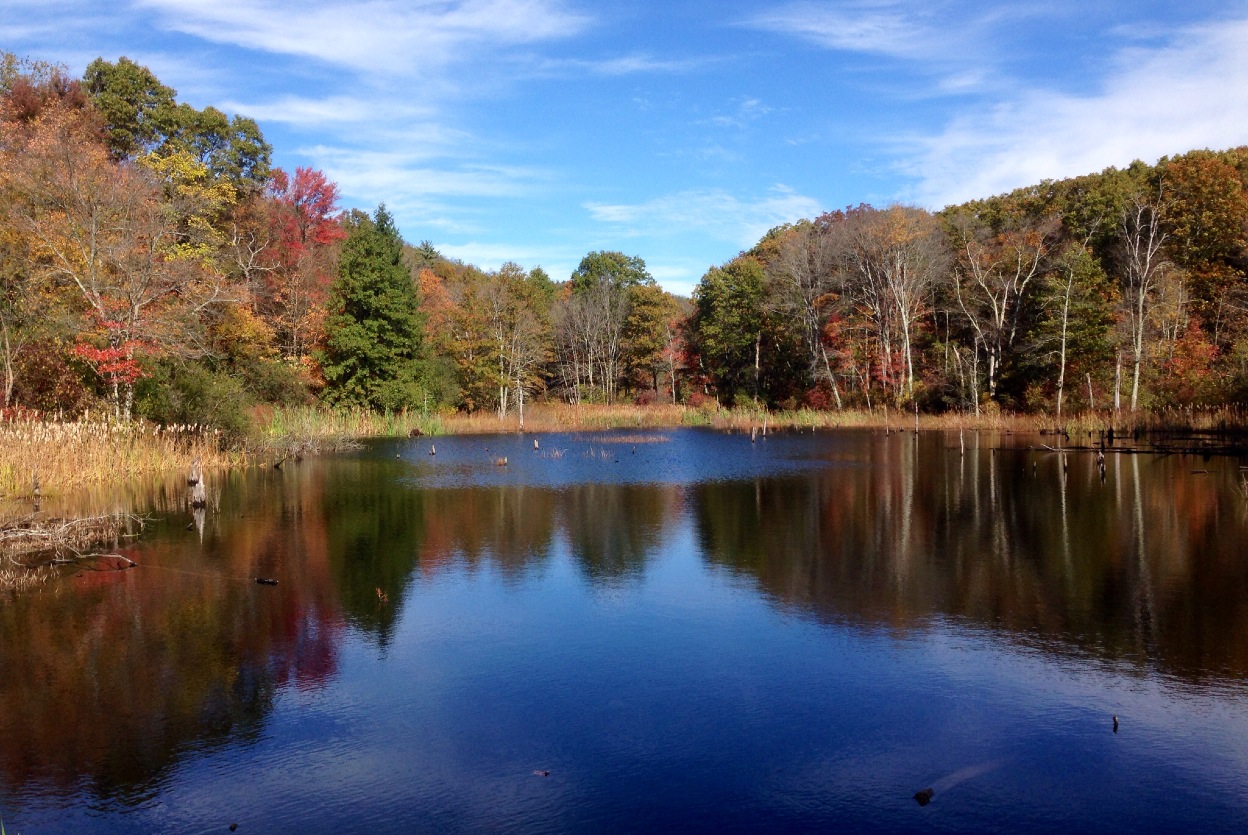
[1056,276,1072,419]
[1114,352,1123,413]
[820,343,843,410]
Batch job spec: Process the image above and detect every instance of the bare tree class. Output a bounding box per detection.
[842,206,947,403]
[769,216,843,408]
[1118,186,1172,411]
[948,210,1059,404]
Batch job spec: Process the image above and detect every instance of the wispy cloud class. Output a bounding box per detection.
[747,0,934,60]
[708,97,773,129]
[310,146,549,201]
[538,53,711,76]
[136,0,591,75]
[742,0,1055,97]
[904,17,1248,207]
[218,95,438,128]
[585,186,821,249]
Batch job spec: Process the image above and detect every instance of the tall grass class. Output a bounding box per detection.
[0,413,241,499]
[5,402,1245,502]
[250,401,1248,443]
[247,405,444,455]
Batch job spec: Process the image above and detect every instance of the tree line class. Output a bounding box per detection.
[3,53,1247,436]
[693,152,1248,416]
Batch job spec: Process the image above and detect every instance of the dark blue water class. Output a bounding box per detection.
[3,428,1247,833]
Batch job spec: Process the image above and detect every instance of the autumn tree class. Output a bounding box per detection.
[1033,243,1116,416]
[262,166,347,360]
[485,263,552,423]
[83,56,271,192]
[1159,151,1248,375]
[622,283,682,397]
[767,215,843,407]
[842,205,948,404]
[557,251,655,403]
[0,57,88,407]
[0,102,230,417]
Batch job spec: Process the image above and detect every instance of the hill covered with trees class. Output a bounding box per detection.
[2,53,1246,438]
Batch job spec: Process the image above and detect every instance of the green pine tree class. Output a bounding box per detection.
[320,205,427,411]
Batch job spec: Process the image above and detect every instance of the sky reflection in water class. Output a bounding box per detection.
[2,428,1248,833]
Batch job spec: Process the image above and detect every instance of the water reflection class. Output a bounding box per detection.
[1,428,1246,830]
[693,431,1248,680]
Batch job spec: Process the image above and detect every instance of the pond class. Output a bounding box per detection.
[2,427,1248,833]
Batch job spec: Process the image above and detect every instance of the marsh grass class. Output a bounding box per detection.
[1,562,61,595]
[251,402,1248,445]
[5,402,1246,500]
[249,406,443,454]
[0,415,240,498]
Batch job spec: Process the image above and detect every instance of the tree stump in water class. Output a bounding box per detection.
[188,458,206,509]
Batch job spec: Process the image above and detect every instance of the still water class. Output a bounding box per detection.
[3,428,1248,833]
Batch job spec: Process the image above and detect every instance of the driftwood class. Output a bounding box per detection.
[1,512,141,558]
[0,512,144,583]
[1033,442,1247,457]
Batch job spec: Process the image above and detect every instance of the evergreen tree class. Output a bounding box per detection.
[320,205,426,411]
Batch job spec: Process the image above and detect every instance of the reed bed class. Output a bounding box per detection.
[5,402,1246,501]
[440,403,688,433]
[0,561,58,594]
[255,401,1248,442]
[249,406,443,453]
[0,414,241,498]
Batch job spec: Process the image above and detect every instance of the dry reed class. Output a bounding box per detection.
[0,562,58,594]
[256,402,1248,440]
[0,414,242,498]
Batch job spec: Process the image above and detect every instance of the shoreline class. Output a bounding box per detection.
[5,402,1248,496]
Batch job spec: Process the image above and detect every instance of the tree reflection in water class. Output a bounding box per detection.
[1,428,1246,825]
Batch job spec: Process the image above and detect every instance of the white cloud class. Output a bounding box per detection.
[307,146,549,202]
[707,97,773,129]
[536,53,712,76]
[218,95,438,128]
[905,17,1248,208]
[136,0,590,75]
[584,185,822,249]
[747,1,933,60]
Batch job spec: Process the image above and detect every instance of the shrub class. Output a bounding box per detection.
[135,361,253,442]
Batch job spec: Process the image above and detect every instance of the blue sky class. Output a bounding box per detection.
[4,1,1247,295]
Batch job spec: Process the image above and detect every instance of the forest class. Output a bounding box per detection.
[3,53,1247,440]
